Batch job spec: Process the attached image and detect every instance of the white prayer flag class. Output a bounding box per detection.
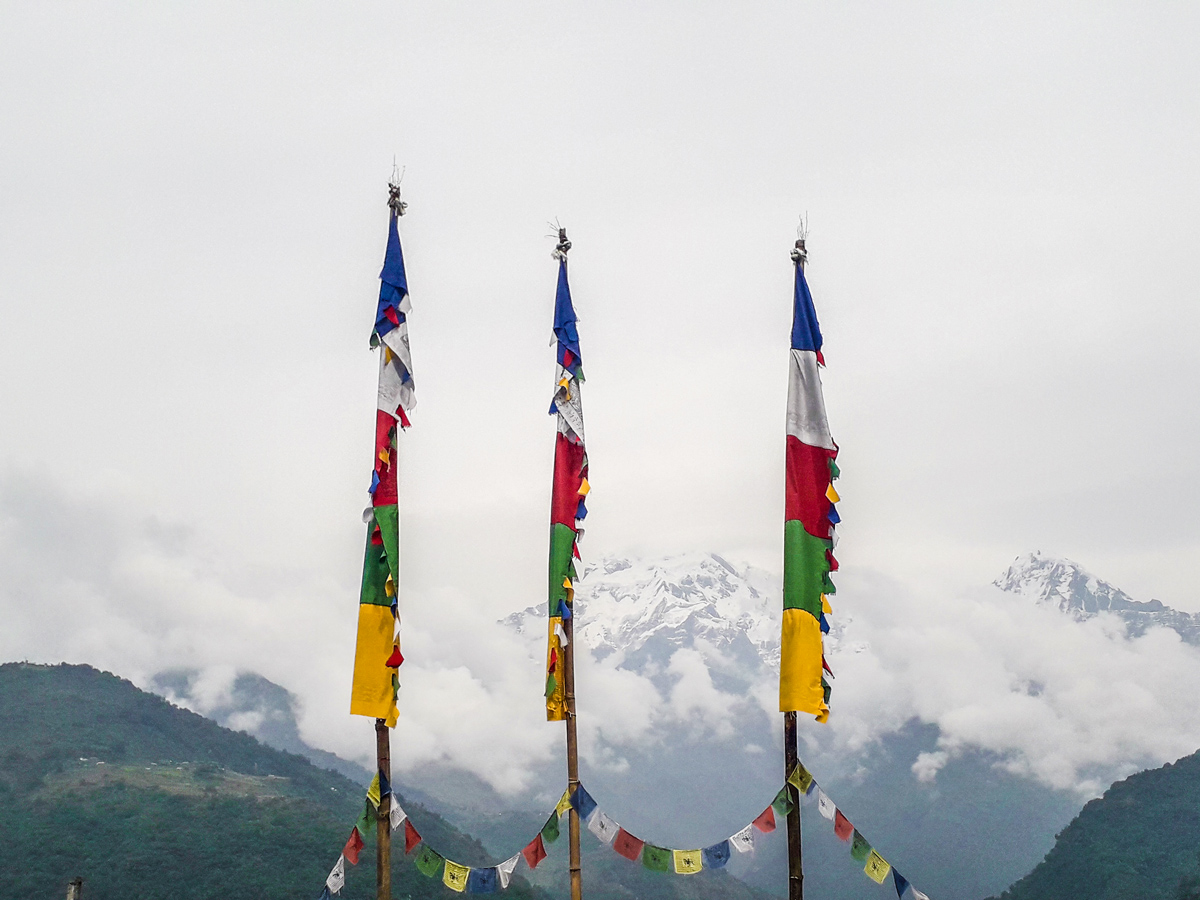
[817,789,836,821]
[729,824,755,854]
[326,855,345,894]
[911,890,930,900]
[497,854,521,888]
[390,800,407,830]
[554,621,569,647]
[587,810,620,844]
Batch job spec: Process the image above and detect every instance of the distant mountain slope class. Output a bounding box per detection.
[0,663,546,900]
[991,748,1200,900]
[995,551,1200,643]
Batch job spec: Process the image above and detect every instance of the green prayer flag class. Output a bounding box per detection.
[542,811,560,844]
[850,830,872,863]
[642,844,671,872]
[356,802,374,839]
[772,786,794,817]
[415,844,445,878]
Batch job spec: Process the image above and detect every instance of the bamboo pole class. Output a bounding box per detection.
[784,711,803,900]
[563,616,583,900]
[376,719,392,900]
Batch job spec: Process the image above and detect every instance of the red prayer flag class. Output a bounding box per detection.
[522,833,548,869]
[404,819,421,854]
[834,810,853,841]
[752,806,776,833]
[613,828,644,862]
[385,646,404,668]
[344,826,365,865]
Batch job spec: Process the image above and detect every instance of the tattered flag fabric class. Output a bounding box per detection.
[613,828,645,862]
[834,810,853,841]
[729,824,756,854]
[404,818,421,854]
[443,860,470,892]
[779,258,837,720]
[865,850,892,885]
[642,844,671,872]
[752,806,777,833]
[817,789,836,821]
[544,256,588,721]
[522,834,547,870]
[415,844,444,878]
[497,855,521,889]
[343,827,364,866]
[892,869,910,898]
[326,855,345,894]
[850,830,872,863]
[702,840,731,869]
[587,810,620,844]
[673,849,703,875]
[467,866,499,894]
[351,207,415,726]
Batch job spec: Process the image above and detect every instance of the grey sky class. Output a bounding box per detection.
[2,3,1199,779]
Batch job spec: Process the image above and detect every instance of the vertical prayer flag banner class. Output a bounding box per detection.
[545,253,588,720]
[443,860,470,892]
[780,253,838,720]
[351,202,415,725]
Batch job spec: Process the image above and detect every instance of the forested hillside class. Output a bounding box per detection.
[0,663,547,900]
[992,750,1200,900]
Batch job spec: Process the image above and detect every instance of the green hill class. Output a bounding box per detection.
[991,750,1200,900]
[0,662,549,900]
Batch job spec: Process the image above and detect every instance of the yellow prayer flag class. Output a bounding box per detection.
[555,789,573,818]
[788,762,814,795]
[379,448,390,465]
[578,478,590,497]
[545,616,566,721]
[384,575,395,598]
[443,861,470,892]
[673,849,703,875]
[864,850,891,884]
[826,484,840,503]
[351,603,399,722]
[821,594,832,615]
[384,346,394,364]
[367,773,382,809]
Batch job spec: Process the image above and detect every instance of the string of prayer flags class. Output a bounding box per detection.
[343,827,364,866]
[325,855,345,895]
[865,850,892,884]
[587,810,620,844]
[570,784,598,821]
[850,830,872,863]
[541,811,561,844]
[467,866,499,894]
[415,844,444,879]
[642,844,671,873]
[752,806,777,833]
[351,197,414,726]
[779,241,838,721]
[496,855,520,889]
[443,860,470,893]
[404,819,421,854]
[544,244,588,721]
[673,849,703,875]
[522,833,547,870]
[729,824,756,854]
[702,841,730,869]
[613,828,644,861]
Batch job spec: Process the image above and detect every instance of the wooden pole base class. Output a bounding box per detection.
[784,711,803,900]
[376,719,392,900]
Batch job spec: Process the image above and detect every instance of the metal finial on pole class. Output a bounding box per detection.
[552,224,571,260]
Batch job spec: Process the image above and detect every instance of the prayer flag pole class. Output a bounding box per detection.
[350,175,416,900]
[779,227,839,899]
[543,226,588,900]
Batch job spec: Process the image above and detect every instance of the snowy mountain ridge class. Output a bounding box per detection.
[994,550,1200,644]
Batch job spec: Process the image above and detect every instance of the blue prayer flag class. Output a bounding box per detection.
[702,840,730,869]
[570,784,597,821]
[892,869,910,897]
[467,867,499,893]
[790,264,822,352]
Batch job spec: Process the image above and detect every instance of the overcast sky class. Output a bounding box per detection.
[2,3,1199,784]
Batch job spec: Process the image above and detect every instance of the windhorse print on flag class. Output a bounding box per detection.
[350,202,415,725]
[545,253,589,721]
[780,251,839,721]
